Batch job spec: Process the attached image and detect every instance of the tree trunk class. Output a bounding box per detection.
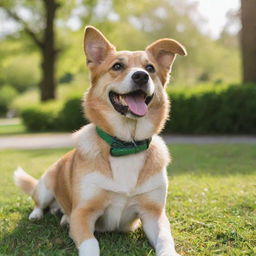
[40,47,56,101]
[40,0,59,101]
[241,0,256,84]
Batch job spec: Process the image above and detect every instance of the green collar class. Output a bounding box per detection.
[96,126,151,157]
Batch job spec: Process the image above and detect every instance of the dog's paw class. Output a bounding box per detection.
[50,206,60,215]
[79,238,100,256]
[49,200,60,215]
[169,251,181,256]
[159,253,181,256]
[157,249,181,256]
[60,215,70,226]
[29,208,43,221]
[50,208,59,215]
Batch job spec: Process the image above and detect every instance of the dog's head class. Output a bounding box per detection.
[83,26,186,140]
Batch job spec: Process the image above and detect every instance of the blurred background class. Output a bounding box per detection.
[0,0,255,135]
[1,2,256,255]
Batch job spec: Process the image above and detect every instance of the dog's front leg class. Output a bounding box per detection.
[70,205,104,256]
[138,186,180,256]
[141,211,180,256]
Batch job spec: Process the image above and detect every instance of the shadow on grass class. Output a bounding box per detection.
[0,210,152,256]
[0,210,75,256]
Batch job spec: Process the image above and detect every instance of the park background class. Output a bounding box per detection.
[0,0,255,134]
[0,0,255,255]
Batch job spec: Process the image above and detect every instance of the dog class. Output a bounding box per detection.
[14,25,186,256]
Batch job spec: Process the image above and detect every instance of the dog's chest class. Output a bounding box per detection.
[98,193,138,231]
[97,153,145,231]
[108,152,145,195]
[80,152,158,231]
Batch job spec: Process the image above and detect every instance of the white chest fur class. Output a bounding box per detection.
[109,152,146,195]
[99,153,145,231]
[79,152,147,198]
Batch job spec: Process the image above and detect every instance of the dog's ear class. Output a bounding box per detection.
[84,26,115,67]
[146,39,187,72]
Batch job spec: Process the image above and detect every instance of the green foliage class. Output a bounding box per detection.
[12,79,87,114]
[58,97,87,131]
[20,83,256,134]
[59,72,74,84]
[111,0,241,85]
[20,96,87,132]
[11,89,40,113]
[2,54,40,92]
[2,0,244,132]
[0,85,17,116]
[21,102,62,131]
[1,0,241,90]
[165,83,256,134]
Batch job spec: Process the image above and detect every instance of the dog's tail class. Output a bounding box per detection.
[13,167,38,196]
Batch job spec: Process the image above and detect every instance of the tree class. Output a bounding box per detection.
[1,0,63,101]
[241,0,256,84]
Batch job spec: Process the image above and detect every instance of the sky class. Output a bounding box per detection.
[189,0,240,38]
[0,0,241,39]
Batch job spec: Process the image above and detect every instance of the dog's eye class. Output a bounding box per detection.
[112,63,124,71]
[145,64,155,73]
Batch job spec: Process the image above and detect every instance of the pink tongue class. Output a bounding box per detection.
[124,94,148,117]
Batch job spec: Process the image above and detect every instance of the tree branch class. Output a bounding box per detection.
[5,9,43,48]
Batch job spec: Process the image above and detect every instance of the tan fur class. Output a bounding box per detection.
[42,142,112,216]
[14,25,186,256]
[138,195,163,218]
[70,191,110,246]
[137,136,170,185]
[146,39,187,84]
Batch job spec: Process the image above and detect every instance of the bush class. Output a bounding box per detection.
[20,84,256,134]
[165,84,256,134]
[21,97,87,132]
[21,102,62,131]
[0,85,17,116]
[58,97,87,131]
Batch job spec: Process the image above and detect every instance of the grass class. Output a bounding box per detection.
[0,118,26,136]
[0,123,26,136]
[0,120,66,136]
[0,144,255,255]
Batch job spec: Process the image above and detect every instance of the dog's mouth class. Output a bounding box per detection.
[109,90,153,117]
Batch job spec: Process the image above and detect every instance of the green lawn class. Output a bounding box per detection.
[0,145,255,256]
[0,123,26,136]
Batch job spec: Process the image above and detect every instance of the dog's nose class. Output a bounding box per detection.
[132,71,149,86]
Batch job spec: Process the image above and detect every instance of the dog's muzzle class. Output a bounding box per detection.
[132,71,149,87]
